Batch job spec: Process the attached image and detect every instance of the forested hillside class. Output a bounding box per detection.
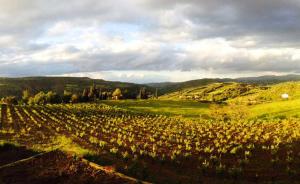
[0,77,151,99]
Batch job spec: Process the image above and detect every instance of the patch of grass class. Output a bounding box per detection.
[102,97,300,120]
[31,135,92,156]
[160,82,263,102]
[102,100,209,118]
[0,140,20,148]
[250,99,300,119]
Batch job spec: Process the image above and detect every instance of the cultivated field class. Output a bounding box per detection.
[1,102,299,183]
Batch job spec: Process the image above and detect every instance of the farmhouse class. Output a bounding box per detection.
[281,93,289,99]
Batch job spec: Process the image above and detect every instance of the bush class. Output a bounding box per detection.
[22,90,30,104]
[1,96,18,105]
[112,88,122,100]
[33,92,47,105]
[71,94,80,103]
[46,91,61,104]
[63,90,72,103]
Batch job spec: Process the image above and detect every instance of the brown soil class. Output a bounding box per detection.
[0,144,38,166]
[0,150,138,184]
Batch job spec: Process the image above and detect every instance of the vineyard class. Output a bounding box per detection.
[0,103,300,183]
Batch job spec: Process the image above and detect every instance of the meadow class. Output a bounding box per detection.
[102,98,300,121]
[1,103,300,183]
[102,100,210,118]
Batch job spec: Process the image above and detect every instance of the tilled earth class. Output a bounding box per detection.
[0,149,137,184]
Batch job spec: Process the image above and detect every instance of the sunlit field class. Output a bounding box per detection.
[1,0,300,183]
[102,100,210,118]
[1,100,299,183]
[250,99,300,119]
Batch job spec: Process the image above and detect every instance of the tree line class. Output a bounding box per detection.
[1,84,155,105]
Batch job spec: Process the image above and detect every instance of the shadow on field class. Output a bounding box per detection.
[0,144,138,184]
[0,142,39,166]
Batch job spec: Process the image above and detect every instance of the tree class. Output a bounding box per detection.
[122,89,130,99]
[82,88,89,102]
[71,94,80,103]
[88,84,98,100]
[33,92,47,105]
[46,91,61,104]
[1,96,18,105]
[22,89,30,104]
[28,97,35,105]
[101,92,108,100]
[137,87,148,99]
[63,90,72,103]
[112,88,122,100]
[98,88,102,100]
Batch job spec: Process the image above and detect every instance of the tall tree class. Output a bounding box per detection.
[112,88,122,100]
[138,87,148,99]
[88,83,98,100]
[82,88,89,102]
[71,94,80,103]
[46,91,60,104]
[22,89,30,104]
[63,90,72,103]
[98,88,102,100]
[33,92,47,105]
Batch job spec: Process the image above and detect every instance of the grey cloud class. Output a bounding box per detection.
[0,0,300,79]
[0,61,77,77]
[180,54,300,74]
[186,0,300,45]
[141,0,300,46]
[0,0,149,47]
[72,49,182,71]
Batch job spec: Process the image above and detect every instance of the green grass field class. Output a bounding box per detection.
[102,84,300,120]
[102,99,300,120]
[250,99,300,119]
[102,100,210,118]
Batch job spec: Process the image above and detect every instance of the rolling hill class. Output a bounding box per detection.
[159,82,266,102]
[231,81,300,104]
[148,74,300,95]
[160,81,300,104]
[0,77,151,99]
[0,74,299,99]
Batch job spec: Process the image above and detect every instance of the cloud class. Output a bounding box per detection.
[0,0,300,82]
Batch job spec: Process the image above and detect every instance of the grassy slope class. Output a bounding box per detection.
[109,81,300,119]
[250,99,300,118]
[147,78,232,95]
[159,82,265,102]
[148,74,300,95]
[234,82,300,102]
[230,82,300,118]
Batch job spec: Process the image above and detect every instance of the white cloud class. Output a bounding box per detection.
[57,70,293,83]
[47,22,74,36]
[0,0,300,82]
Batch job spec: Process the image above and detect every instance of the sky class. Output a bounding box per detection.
[0,0,300,83]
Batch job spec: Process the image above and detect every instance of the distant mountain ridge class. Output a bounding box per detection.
[236,74,300,83]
